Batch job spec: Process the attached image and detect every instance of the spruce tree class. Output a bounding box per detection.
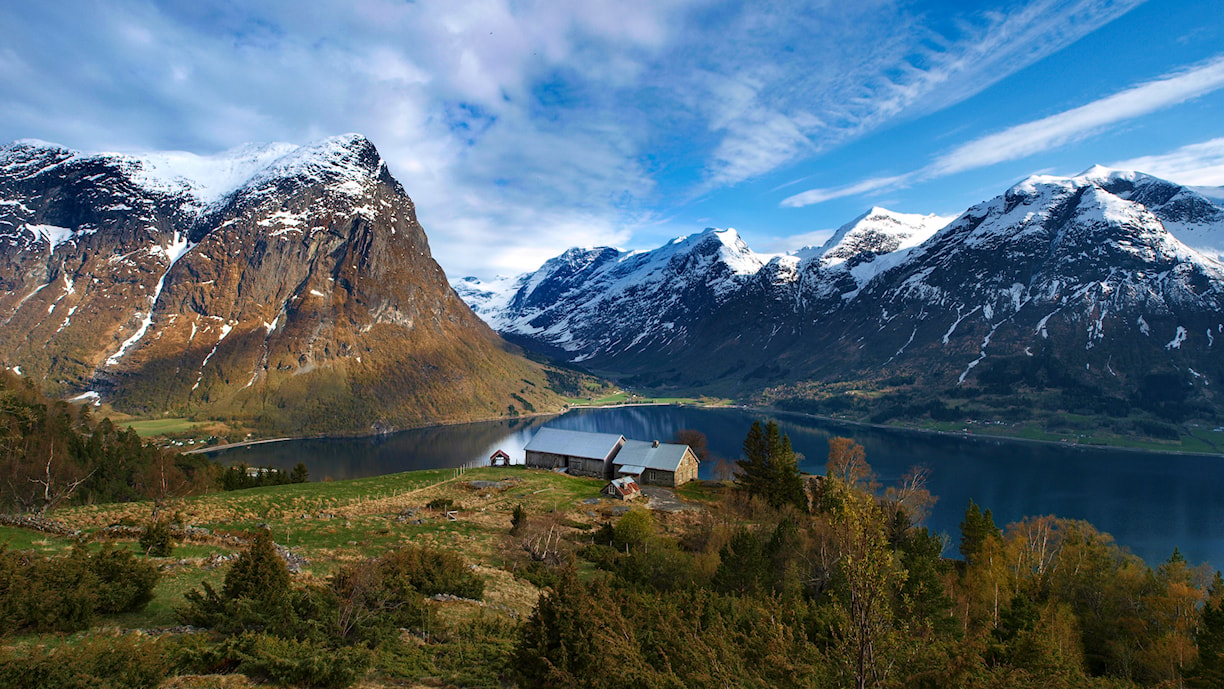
[959,499,1000,566]
[736,420,805,511]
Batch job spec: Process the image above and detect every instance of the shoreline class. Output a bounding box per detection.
[756,406,1224,458]
[181,401,1222,459]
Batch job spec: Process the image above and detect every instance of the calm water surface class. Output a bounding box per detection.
[211,405,1224,570]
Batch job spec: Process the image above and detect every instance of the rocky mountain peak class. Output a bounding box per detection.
[0,133,564,434]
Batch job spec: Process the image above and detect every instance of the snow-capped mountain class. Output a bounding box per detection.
[454,168,1224,419]
[457,228,767,364]
[0,135,564,433]
[454,209,949,370]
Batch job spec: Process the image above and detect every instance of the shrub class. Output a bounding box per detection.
[89,546,159,614]
[0,546,96,634]
[511,503,527,535]
[223,529,290,603]
[375,545,484,600]
[139,518,175,557]
[0,633,167,689]
[173,632,370,689]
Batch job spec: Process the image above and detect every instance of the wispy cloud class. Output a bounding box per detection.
[697,0,1146,189]
[1110,137,1224,186]
[783,54,1224,208]
[928,55,1224,176]
[781,175,912,208]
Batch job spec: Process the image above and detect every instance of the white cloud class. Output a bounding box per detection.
[781,174,912,208]
[1110,137,1224,186]
[695,0,1146,189]
[782,53,1224,208]
[0,0,1155,275]
[929,54,1224,177]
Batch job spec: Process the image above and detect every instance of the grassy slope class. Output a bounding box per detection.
[1,465,678,682]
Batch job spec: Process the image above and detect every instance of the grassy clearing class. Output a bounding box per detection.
[121,417,209,437]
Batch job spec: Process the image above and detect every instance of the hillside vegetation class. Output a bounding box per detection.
[1,423,1221,688]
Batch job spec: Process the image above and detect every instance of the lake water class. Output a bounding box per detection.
[209,405,1224,570]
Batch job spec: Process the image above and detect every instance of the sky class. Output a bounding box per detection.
[2,0,1223,279]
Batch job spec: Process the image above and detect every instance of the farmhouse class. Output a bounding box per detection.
[523,428,626,478]
[614,439,700,487]
[522,428,700,486]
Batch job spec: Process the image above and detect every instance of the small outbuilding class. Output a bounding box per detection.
[489,449,511,466]
[613,440,700,487]
[602,476,642,500]
[524,428,626,478]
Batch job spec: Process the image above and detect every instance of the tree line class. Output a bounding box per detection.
[0,371,306,513]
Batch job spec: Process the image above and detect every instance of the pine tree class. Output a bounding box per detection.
[959,499,1000,566]
[736,420,805,510]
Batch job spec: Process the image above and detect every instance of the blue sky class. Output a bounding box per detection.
[2,0,1222,279]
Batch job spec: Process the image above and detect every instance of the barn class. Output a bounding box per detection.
[523,428,626,479]
[613,439,700,487]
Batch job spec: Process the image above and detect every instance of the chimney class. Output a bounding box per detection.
[652,440,659,448]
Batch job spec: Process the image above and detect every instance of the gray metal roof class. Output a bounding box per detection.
[524,428,625,461]
[614,440,694,472]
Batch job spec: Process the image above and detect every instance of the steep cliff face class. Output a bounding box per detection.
[0,135,564,434]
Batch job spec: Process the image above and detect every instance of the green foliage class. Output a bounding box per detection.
[511,503,527,535]
[612,507,655,551]
[736,419,806,510]
[290,461,311,483]
[0,371,217,512]
[370,544,485,600]
[139,517,175,557]
[221,463,302,490]
[1188,572,1224,687]
[223,529,291,603]
[713,528,769,597]
[0,544,159,634]
[89,546,160,614]
[0,633,168,689]
[959,499,1000,566]
[173,632,371,689]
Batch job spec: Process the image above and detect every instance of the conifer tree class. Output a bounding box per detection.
[959,499,1000,566]
[736,420,805,510]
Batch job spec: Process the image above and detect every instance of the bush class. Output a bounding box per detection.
[223,529,291,603]
[511,503,527,535]
[89,546,160,614]
[173,632,370,689]
[0,633,167,689]
[0,544,158,634]
[139,518,175,557]
[374,545,484,600]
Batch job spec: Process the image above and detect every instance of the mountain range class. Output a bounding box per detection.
[456,167,1224,431]
[0,135,567,435]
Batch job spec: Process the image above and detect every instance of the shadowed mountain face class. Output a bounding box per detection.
[457,171,1224,421]
[0,135,565,434]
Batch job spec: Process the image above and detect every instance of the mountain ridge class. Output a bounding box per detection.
[455,168,1224,428]
[0,134,568,435]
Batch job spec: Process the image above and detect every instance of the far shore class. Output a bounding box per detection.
[180,400,1222,459]
[757,406,1224,459]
